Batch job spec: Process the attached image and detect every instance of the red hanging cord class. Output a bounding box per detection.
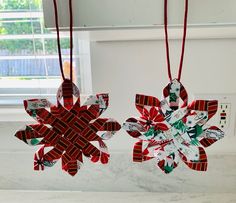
[178,0,188,81]
[69,0,73,81]
[164,0,172,81]
[164,0,188,82]
[53,0,74,82]
[53,0,64,80]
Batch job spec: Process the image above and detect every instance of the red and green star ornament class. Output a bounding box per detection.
[123,79,224,174]
[15,79,121,176]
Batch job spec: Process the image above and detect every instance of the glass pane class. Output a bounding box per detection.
[32,20,43,34]
[44,38,70,55]
[0,19,45,35]
[0,0,70,79]
[0,57,73,77]
[0,0,42,11]
[0,39,34,55]
[0,0,92,106]
[0,20,31,35]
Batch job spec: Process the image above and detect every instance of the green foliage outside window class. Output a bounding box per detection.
[0,0,69,54]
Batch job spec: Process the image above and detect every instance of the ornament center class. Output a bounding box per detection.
[146,120,153,126]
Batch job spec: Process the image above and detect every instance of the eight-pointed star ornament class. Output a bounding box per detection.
[15,80,121,176]
[123,79,224,174]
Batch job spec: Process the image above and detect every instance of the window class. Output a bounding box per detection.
[0,0,92,106]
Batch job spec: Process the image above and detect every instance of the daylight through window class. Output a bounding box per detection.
[0,0,92,106]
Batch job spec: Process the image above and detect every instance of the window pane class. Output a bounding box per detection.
[0,39,34,55]
[0,58,70,77]
[0,0,68,105]
[0,0,42,11]
[0,0,92,106]
[0,0,71,77]
[44,38,70,55]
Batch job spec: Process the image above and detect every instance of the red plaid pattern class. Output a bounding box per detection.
[15,80,121,176]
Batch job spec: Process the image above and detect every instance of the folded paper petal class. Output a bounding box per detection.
[179,146,208,171]
[199,126,224,147]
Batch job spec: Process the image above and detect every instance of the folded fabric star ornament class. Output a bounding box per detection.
[123,79,224,174]
[15,80,121,176]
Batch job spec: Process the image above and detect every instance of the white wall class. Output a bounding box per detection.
[90,37,236,153]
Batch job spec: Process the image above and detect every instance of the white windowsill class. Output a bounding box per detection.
[0,107,32,122]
